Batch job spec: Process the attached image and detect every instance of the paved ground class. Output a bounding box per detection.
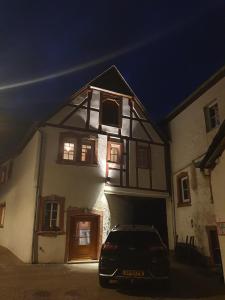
[0,247,224,300]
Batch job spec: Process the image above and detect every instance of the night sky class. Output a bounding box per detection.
[0,1,225,160]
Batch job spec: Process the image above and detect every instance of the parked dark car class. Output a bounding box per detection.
[98,224,170,287]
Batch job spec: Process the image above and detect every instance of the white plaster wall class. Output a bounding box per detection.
[170,78,225,172]
[0,132,41,262]
[64,109,87,128]
[173,166,216,256]
[122,97,130,117]
[39,86,169,262]
[169,77,225,257]
[48,106,74,125]
[211,150,225,277]
[91,90,100,109]
[38,127,110,262]
[151,144,167,190]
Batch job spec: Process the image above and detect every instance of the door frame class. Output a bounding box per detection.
[64,207,103,262]
[206,225,221,265]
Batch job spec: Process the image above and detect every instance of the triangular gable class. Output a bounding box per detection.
[45,66,167,144]
[89,65,134,97]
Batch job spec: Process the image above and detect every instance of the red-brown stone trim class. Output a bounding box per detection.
[64,207,103,263]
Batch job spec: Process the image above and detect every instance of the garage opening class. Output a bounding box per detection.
[106,195,168,246]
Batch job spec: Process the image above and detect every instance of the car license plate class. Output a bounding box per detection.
[122,270,144,277]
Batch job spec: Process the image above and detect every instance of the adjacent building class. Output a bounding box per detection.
[167,66,225,269]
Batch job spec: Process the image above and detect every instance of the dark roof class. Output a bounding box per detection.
[89,65,134,96]
[166,65,225,121]
[199,120,225,169]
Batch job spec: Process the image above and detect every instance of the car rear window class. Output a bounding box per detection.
[106,231,162,246]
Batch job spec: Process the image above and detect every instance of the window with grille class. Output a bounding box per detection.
[108,142,121,163]
[80,140,95,164]
[63,140,76,161]
[43,201,59,230]
[39,195,65,233]
[58,133,97,165]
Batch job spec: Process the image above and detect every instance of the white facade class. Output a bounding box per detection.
[0,67,172,263]
[0,131,41,262]
[168,75,225,260]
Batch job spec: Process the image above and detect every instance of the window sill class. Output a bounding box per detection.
[56,160,98,167]
[177,202,191,208]
[37,231,65,237]
[101,123,121,129]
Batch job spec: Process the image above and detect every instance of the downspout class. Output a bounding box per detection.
[32,129,44,263]
[167,141,177,248]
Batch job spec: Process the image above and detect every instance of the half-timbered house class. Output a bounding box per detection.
[0,66,173,263]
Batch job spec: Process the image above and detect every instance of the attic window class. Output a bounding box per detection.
[101,98,121,127]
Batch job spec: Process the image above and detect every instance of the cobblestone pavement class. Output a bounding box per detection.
[0,247,224,300]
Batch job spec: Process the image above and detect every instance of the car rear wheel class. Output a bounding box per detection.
[99,276,110,288]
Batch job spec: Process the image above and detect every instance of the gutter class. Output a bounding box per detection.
[31,129,44,263]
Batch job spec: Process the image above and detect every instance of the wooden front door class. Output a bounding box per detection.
[68,215,98,261]
[207,226,222,265]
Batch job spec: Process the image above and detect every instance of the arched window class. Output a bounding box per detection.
[101,99,120,127]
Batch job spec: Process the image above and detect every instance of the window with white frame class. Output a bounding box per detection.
[39,195,65,233]
[204,101,220,132]
[63,139,76,161]
[177,172,191,206]
[44,201,59,230]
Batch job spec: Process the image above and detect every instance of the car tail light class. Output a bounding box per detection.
[102,242,118,251]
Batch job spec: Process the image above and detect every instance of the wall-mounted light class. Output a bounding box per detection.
[105,177,111,184]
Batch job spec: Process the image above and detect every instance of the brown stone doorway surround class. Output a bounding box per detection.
[65,208,103,262]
